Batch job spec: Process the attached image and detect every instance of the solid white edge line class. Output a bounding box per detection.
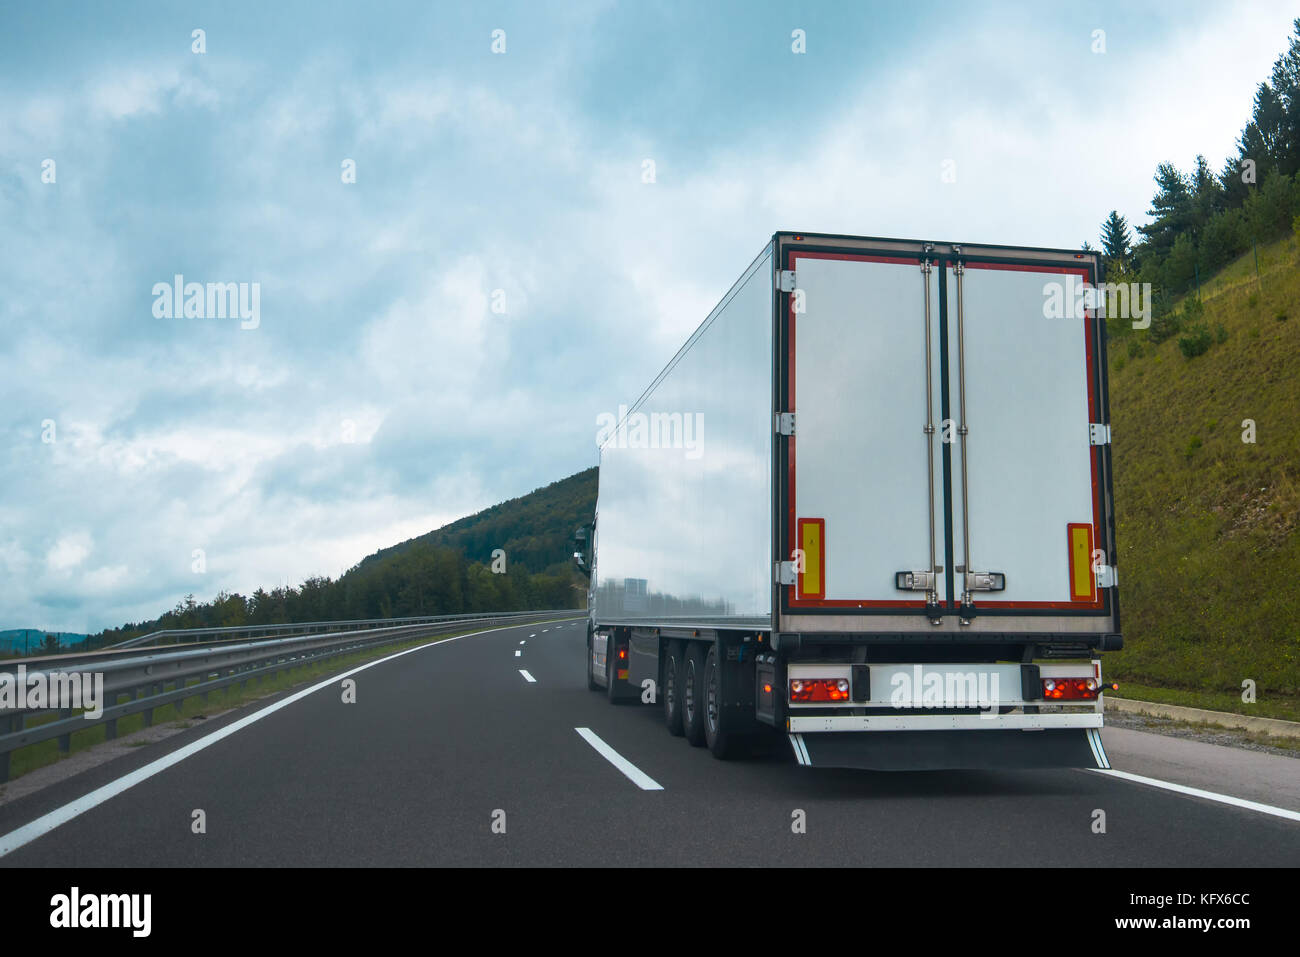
[1090,728,1111,769]
[574,727,663,791]
[0,619,554,858]
[1090,768,1300,823]
[1085,727,1103,767]
[519,669,536,682]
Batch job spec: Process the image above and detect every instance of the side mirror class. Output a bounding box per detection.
[573,525,592,579]
[572,551,591,578]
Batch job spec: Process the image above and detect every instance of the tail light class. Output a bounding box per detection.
[789,678,850,703]
[1043,677,1104,700]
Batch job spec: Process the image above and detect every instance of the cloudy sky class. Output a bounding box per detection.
[1,1,1295,633]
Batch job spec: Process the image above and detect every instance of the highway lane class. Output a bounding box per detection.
[1,617,1297,866]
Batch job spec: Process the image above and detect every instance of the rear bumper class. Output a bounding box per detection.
[788,727,1110,771]
[787,712,1102,732]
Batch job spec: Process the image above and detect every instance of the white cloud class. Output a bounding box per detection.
[82,564,129,593]
[88,68,219,120]
[46,533,91,571]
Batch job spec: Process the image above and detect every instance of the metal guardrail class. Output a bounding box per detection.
[108,610,561,649]
[0,609,584,782]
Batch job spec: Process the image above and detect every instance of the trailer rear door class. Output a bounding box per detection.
[784,252,945,611]
[945,260,1105,611]
[782,246,1108,619]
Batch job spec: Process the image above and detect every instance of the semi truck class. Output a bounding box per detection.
[576,231,1122,770]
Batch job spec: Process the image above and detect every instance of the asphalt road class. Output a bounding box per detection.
[1,617,1297,866]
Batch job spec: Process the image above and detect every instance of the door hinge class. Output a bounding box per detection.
[1089,422,1111,446]
[777,269,797,293]
[1095,564,1118,588]
[775,561,797,586]
[775,412,796,435]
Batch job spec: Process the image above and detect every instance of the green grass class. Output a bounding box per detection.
[1104,234,1300,714]
[1,623,526,783]
[1109,681,1300,724]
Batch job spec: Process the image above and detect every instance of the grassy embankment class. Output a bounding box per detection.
[1104,234,1300,722]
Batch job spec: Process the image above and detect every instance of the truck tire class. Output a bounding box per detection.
[662,640,685,736]
[703,642,739,759]
[586,626,600,691]
[682,641,707,746]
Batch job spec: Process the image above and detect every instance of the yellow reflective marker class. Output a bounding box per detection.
[1068,523,1095,601]
[798,518,824,599]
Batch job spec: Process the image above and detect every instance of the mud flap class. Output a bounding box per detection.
[788,728,1110,771]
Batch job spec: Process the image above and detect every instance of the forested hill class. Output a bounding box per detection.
[360,467,598,576]
[84,468,598,648]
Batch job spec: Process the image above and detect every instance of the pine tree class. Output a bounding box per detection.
[1137,163,1193,256]
[1162,232,1199,293]
[1268,18,1300,179]
[1190,154,1223,230]
[1219,20,1300,205]
[1100,210,1132,263]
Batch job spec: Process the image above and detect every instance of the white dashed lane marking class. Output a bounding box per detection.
[575,728,663,791]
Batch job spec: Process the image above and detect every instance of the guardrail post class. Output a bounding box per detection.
[0,713,15,781]
[142,685,157,727]
[57,708,73,753]
[104,691,118,739]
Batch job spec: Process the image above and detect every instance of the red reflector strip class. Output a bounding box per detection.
[789,678,851,703]
[1042,677,1101,700]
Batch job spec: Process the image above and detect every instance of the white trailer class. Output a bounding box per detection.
[578,232,1121,770]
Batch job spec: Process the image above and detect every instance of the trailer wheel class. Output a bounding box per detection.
[703,642,739,759]
[662,640,685,736]
[682,642,707,746]
[586,626,600,691]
